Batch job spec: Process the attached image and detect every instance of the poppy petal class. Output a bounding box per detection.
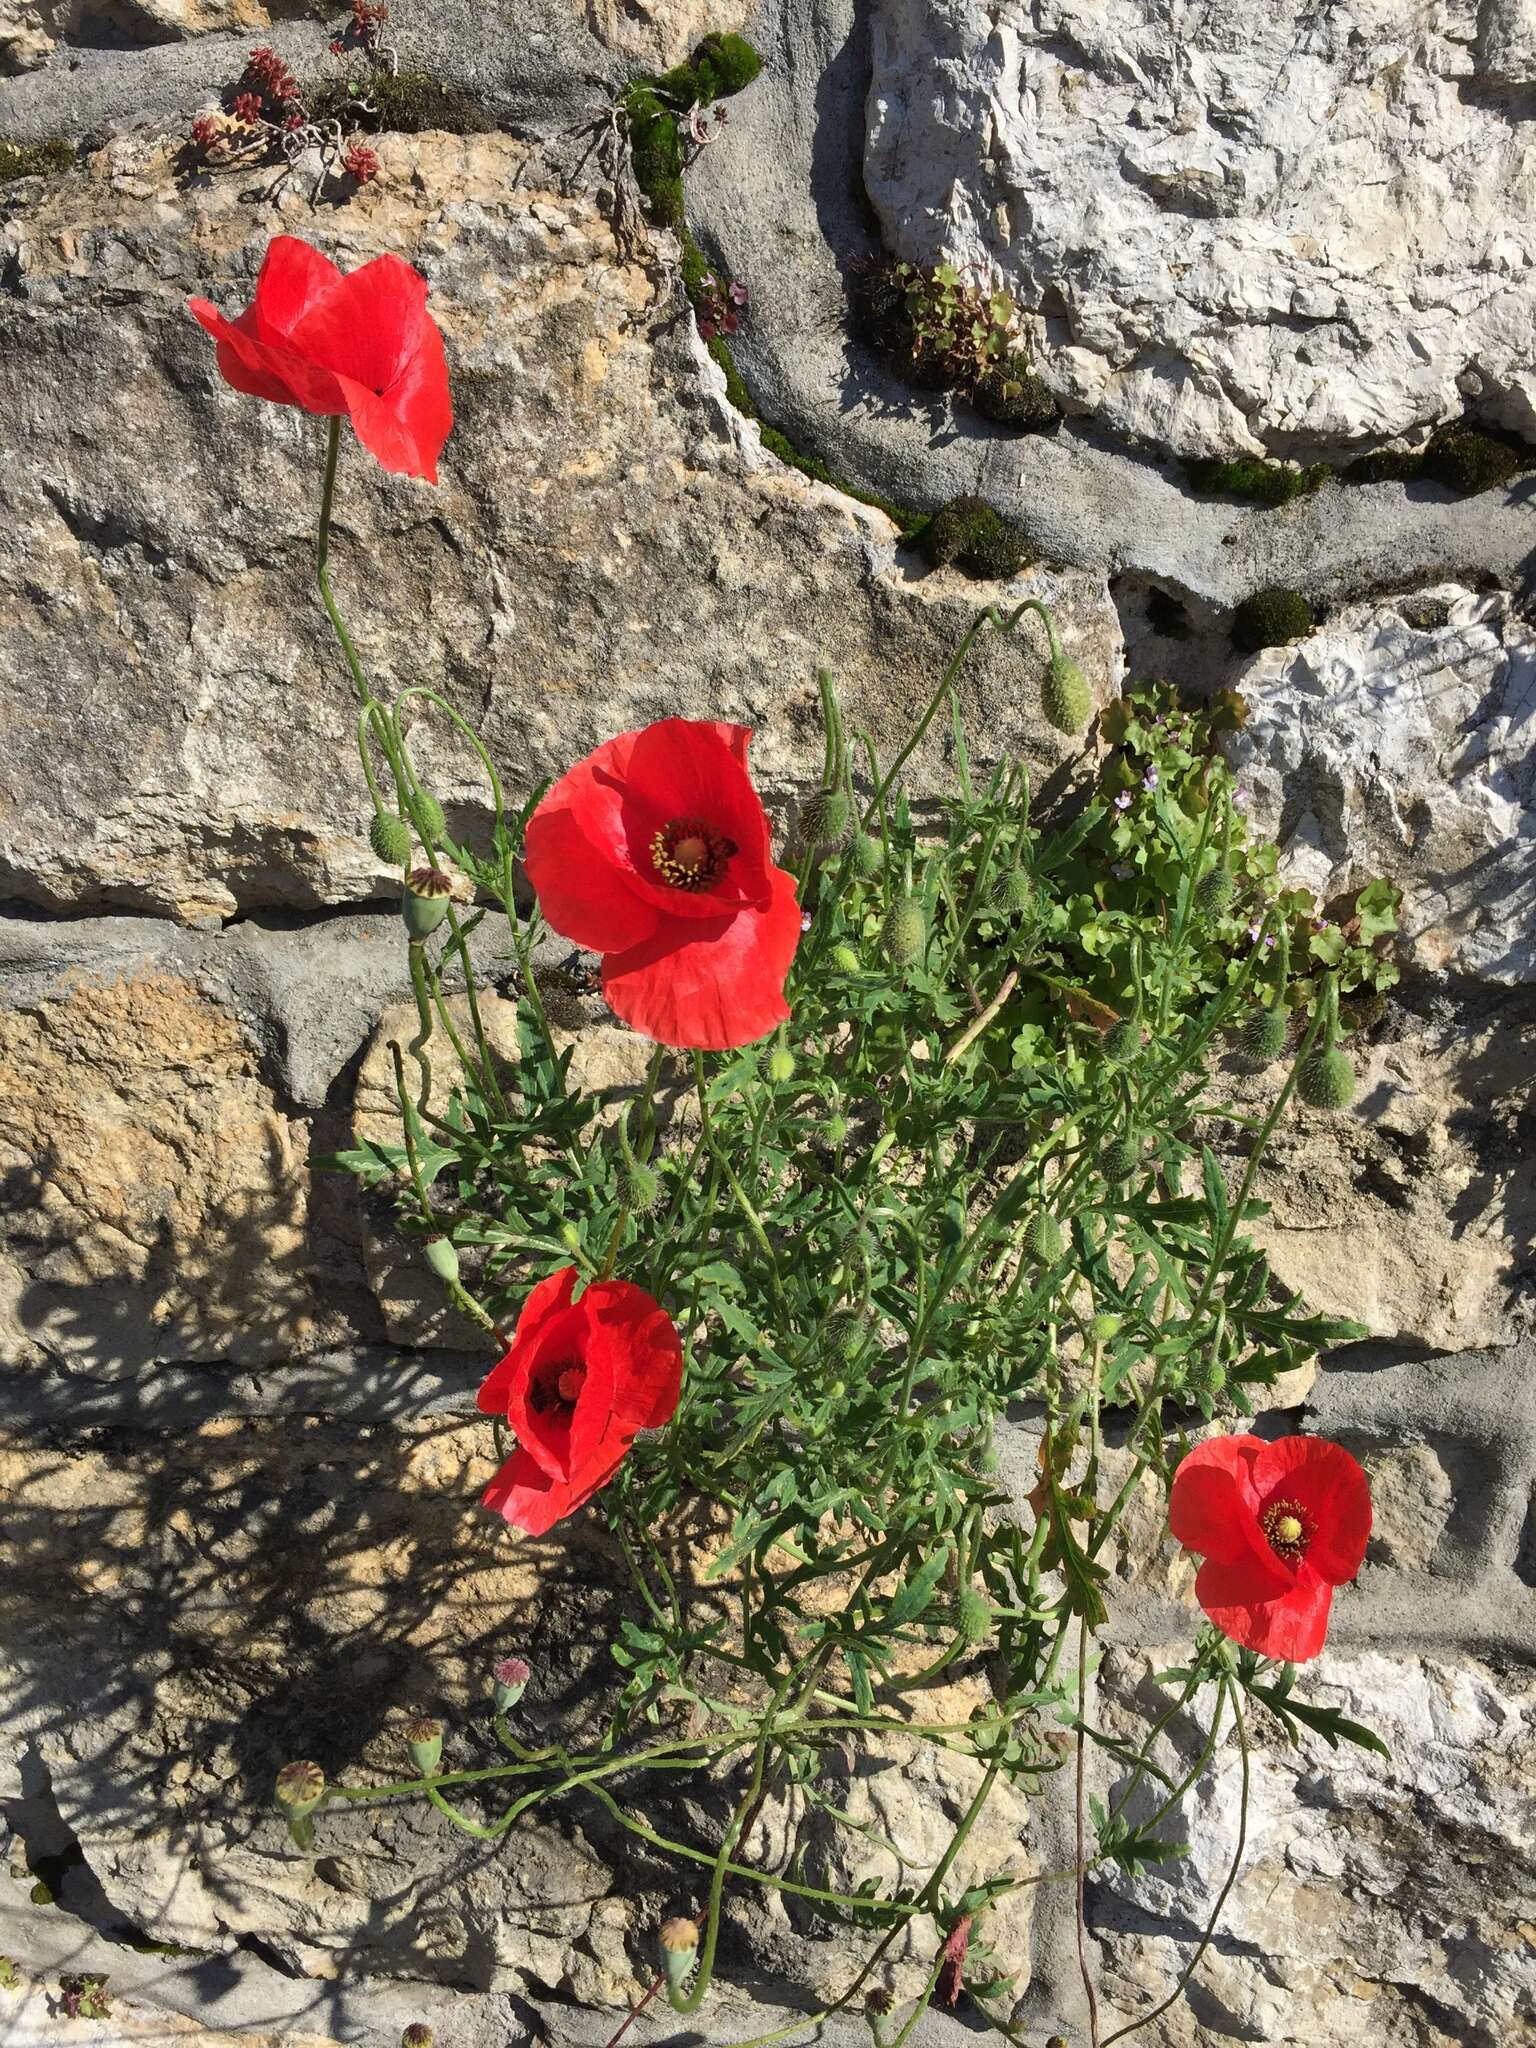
[1197,1560,1334,1662]
[287,252,431,399]
[482,1442,624,1538]
[568,1279,684,1477]
[190,300,349,415]
[601,865,800,1050]
[524,784,664,954]
[245,234,343,344]
[477,1267,578,1416]
[1168,1452,1256,1564]
[1254,1436,1372,1586]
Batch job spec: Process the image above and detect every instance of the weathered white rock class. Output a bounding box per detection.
[865,1,1536,459]
[0,0,271,72]
[1231,584,1536,985]
[1095,1648,1536,2047]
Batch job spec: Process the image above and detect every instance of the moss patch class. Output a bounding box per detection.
[1341,422,1530,495]
[920,495,1034,580]
[1185,456,1328,508]
[624,34,762,228]
[308,70,493,136]
[0,138,75,184]
[1231,587,1313,654]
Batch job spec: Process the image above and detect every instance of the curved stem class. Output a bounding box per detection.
[316,416,372,707]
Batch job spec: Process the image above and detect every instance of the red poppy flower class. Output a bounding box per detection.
[187,234,452,482]
[1169,1434,1371,1661]
[523,718,800,1050]
[477,1266,683,1537]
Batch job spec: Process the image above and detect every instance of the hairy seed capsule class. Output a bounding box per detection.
[851,831,883,877]
[369,811,412,866]
[413,793,446,842]
[1239,1005,1288,1066]
[402,867,454,939]
[1195,868,1235,917]
[1042,652,1092,734]
[999,866,1034,916]
[956,1588,992,1645]
[1105,1135,1141,1182]
[1298,1044,1356,1110]
[1088,1312,1123,1342]
[883,896,927,966]
[1103,1018,1141,1063]
[822,1309,868,1363]
[801,789,850,844]
[765,1044,796,1084]
[400,2027,434,2048]
[832,943,861,974]
[824,1113,848,1145]
[620,1159,660,1212]
[1029,1211,1064,1264]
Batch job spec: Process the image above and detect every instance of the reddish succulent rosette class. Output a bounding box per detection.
[188,234,452,481]
[1169,1433,1372,1662]
[523,717,800,1050]
[478,1266,683,1537]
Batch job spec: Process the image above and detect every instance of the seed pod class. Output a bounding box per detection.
[956,1587,992,1645]
[659,1918,700,1989]
[824,1113,848,1146]
[402,867,454,939]
[832,943,861,974]
[883,895,927,967]
[1088,1312,1123,1343]
[422,1236,460,1283]
[1297,1043,1356,1110]
[369,811,412,866]
[1195,867,1235,917]
[1103,1018,1141,1063]
[765,1043,796,1084]
[413,793,446,842]
[800,788,850,844]
[401,2028,435,2048]
[404,1716,443,1773]
[1028,1210,1064,1264]
[850,831,883,877]
[1239,1004,1288,1066]
[822,1308,868,1364]
[1188,1358,1227,1400]
[998,866,1034,916]
[492,1655,530,1710]
[1042,652,1092,734]
[274,1760,325,1819]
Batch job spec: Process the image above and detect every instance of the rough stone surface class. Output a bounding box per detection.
[865,1,1536,462]
[572,0,752,67]
[0,128,1118,920]
[1232,585,1536,986]
[1094,1647,1536,2047]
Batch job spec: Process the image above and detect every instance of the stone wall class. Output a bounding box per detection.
[1,4,1533,2045]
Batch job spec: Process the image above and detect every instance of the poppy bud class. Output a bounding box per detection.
[492,1655,530,1710]
[764,1043,796,1084]
[882,896,926,967]
[850,831,883,877]
[422,1236,459,1283]
[1298,1043,1355,1110]
[1042,653,1091,734]
[401,2028,434,2048]
[1195,868,1235,918]
[997,866,1033,916]
[938,1197,967,1248]
[1239,1005,1288,1066]
[413,793,446,843]
[558,1222,583,1254]
[1028,1211,1063,1263]
[801,789,850,845]
[1103,1018,1141,1062]
[822,1309,868,1363]
[620,1158,661,1212]
[403,1717,443,1773]
[867,1988,894,2017]
[402,867,454,939]
[369,811,412,866]
[824,1113,848,1145]
[1105,1135,1142,1182]
[659,1918,699,1989]
[956,1588,992,1645]
[832,943,861,974]
[1188,1358,1227,1400]
[1088,1312,1122,1342]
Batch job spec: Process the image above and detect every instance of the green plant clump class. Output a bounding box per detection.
[0,137,74,184]
[921,495,1033,580]
[1343,422,1528,495]
[1231,586,1313,653]
[624,35,763,228]
[858,258,1058,430]
[1185,456,1328,507]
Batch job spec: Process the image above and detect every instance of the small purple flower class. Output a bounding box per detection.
[1113,791,1133,812]
[800,910,813,932]
[1265,933,1277,949]
[1142,766,1159,792]
[1247,922,1262,944]
[728,281,750,306]
[1232,784,1249,813]
[1313,917,1328,933]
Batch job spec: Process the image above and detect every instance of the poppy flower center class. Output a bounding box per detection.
[530,1360,587,1414]
[651,817,736,893]
[1260,1498,1313,1562]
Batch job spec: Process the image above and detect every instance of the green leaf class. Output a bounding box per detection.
[883,1545,952,1630]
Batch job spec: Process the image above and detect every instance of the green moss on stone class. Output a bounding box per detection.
[970,355,1057,430]
[1186,456,1328,508]
[693,33,763,96]
[921,495,1034,580]
[1419,426,1522,494]
[0,137,74,184]
[307,70,493,135]
[708,335,755,416]
[1231,586,1313,654]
